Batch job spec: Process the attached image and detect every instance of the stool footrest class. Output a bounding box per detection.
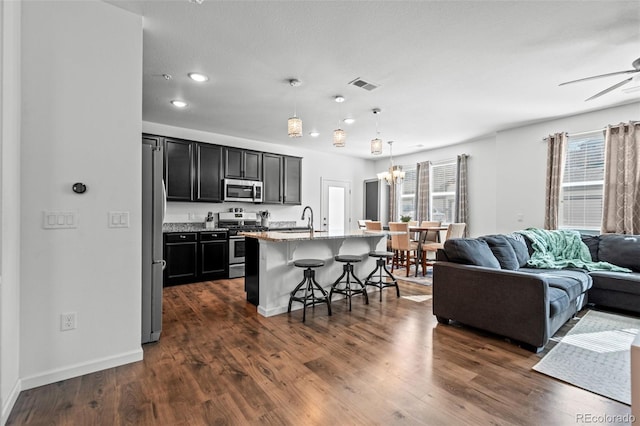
[364,257,400,301]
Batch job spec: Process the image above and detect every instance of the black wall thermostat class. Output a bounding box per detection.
[72,182,87,194]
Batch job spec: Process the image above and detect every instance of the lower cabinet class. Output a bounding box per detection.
[164,231,228,286]
[199,232,228,280]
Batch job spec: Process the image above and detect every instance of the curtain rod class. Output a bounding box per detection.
[567,128,605,137]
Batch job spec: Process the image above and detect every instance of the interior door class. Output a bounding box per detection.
[321,178,351,233]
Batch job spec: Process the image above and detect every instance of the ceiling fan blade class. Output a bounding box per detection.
[559,69,639,86]
[585,77,633,101]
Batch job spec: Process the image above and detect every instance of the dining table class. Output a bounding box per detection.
[408,225,448,276]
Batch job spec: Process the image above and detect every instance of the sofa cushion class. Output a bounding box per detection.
[598,234,640,272]
[443,238,501,268]
[505,233,530,267]
[589,271,640,295]
[580,234,600,262]
[519,268,592,300]
[548,287,570,318]
[479,235,520,270]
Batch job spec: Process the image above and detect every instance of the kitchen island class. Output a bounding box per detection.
[241,229,389,317]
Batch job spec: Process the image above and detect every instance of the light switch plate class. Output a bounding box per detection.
[108,211,130,228]
[43,210,78,229]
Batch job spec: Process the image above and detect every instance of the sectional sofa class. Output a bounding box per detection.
[432,230,639,352]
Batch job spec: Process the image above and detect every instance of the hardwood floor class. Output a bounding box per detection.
[8,278,632,425]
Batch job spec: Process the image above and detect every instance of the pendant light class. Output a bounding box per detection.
[370,108,383,155]
[333,95,346,147]
[377,141,405,185]
[287,79,302,138]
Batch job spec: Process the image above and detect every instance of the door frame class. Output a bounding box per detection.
[320,178,351,232]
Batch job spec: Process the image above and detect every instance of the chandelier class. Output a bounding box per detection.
[377,141,405,185]
[287,79,302,138]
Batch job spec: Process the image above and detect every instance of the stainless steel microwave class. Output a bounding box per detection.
[223,179,263,203]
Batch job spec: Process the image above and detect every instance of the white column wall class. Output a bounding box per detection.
[19,0,143,389]
[1,0,22,423]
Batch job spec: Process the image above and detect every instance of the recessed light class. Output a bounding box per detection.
[334,96,345,103]
[343,118,355,125]
[188,72,209,82]
[171,100,188,108]
[309,131,320,137]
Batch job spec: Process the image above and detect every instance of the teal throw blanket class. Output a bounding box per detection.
[517,228,631,272]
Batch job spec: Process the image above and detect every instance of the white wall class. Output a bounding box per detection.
[19,0,143,389]
[382,102,640,237]
[495,102,639,234]
[143,122,377,229]
[1,0,22,423]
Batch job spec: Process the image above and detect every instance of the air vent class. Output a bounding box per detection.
[348,77,379,91]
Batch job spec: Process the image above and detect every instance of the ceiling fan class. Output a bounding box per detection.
[559,57,640,101]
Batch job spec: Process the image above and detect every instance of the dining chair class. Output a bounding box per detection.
[419,220,442,244]
[421,222,466,274]
[389,222,419,277]
[357,219,369,229]
[364,221,382,231]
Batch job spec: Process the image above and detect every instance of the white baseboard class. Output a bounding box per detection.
[20,348,143,391]
[1,379,21,426]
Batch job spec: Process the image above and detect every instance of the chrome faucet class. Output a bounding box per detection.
[301,206,314,233]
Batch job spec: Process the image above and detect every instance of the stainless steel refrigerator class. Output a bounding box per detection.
[142,136,165,343]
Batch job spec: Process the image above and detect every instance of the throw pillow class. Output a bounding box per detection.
[580,234,600,262]
[479,235,520,270]
[598,234,640,272]
[505,233,530,267]
[444,238,501,269]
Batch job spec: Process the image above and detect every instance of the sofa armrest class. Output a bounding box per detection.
[433,262,551,349]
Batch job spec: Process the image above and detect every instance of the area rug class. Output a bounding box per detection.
[390,267,433,286]
[401,295,432,302]
[532,310,640,404]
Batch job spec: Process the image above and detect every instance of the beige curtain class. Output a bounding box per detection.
[544,132,566,230]
[602,122,640,234]
[415,161,431,223]
[455,154,468,236]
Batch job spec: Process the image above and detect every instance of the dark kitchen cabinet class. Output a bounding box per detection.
[164,138,194,201]
[262,154,301,205]
[195,144,223,202]
[164,231,228,285]
[199,231,228,280]
[283,156,302,205]
[262,153,283,203]
[164,233,198,286]
[224,147,262,181]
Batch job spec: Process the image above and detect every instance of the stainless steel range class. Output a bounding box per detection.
[218,212,267,278]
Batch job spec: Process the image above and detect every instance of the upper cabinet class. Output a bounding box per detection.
[283,156,302,205]
[224,147,262,181]
[195,144,223,202]
[164,138,194,201]
[262,153,283,204]
[262,154,302,205]
[149,133,301,204]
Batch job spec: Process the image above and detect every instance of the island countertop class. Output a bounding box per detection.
[239,229,390,242]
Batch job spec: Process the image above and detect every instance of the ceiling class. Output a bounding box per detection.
[106,0,640,158]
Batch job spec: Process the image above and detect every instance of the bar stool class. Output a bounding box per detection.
[288,259,332,322]
[364,251,400,301]
[329,255,369,311]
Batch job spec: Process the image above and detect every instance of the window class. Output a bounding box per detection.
[430,160,457,223]
[398,165,417,220]
[559,131,605,231]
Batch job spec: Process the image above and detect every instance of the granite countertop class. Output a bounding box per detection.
[163,223,227,233]
[239,229,390,242]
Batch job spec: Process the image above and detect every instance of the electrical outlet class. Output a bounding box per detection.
[60,312,77,331]
[188,212,196,221]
